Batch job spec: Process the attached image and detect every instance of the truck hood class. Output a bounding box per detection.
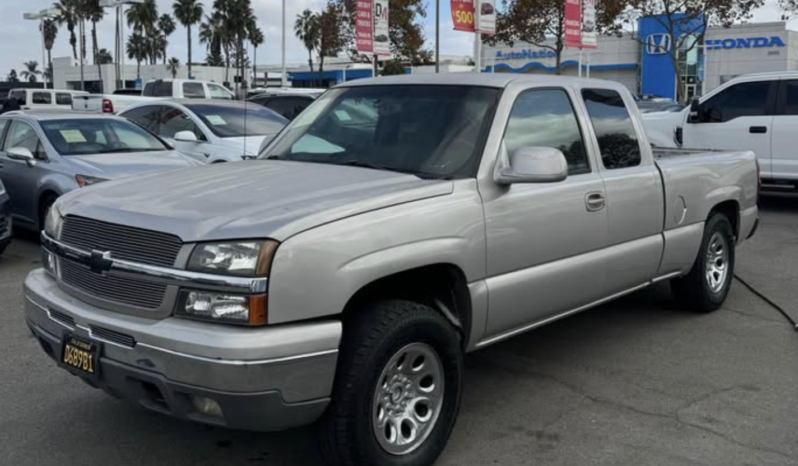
[66,150,203,179]
[57,160,453,242]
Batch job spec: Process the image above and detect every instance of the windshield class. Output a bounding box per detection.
[186,103,288,138]
[258,85,500,179]
[41,119,170,155]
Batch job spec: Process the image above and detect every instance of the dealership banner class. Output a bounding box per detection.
[581,0,597,48]
[478,0,496,35]
[451,0,475,32]
[373,0,390,56]
[356,0,374,53]
[564,0,582,48]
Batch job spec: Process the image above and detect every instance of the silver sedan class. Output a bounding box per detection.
[0,111,202,231]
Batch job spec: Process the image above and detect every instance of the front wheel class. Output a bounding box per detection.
[671,214,735,312]
[319,300,463,466]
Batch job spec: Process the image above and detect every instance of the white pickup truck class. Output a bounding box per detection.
[27,75,758,466]
[72,79,235,114]
[643,71,798,187]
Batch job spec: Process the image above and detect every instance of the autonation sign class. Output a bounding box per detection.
[495,49,557,61]
[705,36,786,50]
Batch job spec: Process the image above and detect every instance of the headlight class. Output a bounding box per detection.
[75,174,107,187]
[44,203,63,238]
[187,240,278,277]
[177,291,266,325]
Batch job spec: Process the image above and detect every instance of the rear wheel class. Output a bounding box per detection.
[319,300,463,466]
[671,214,735,312]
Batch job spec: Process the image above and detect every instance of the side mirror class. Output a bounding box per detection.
[174,131,198,142]
[687,98,701,123]
[7,147,36,167]
[495,147,568,185]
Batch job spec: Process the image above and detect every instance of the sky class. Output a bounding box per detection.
[0,0,789,78]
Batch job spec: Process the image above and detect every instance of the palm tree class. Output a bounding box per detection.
[199,13,223,66]
[126,0,158,33]
[149,30,167,65]
[79,0,105,92]
[167,57,180,78]
[126,32,148,78]
[173,0,204,80]
[249,24,263,83]
[295,9,319,87]
[42,20,58,89]
[21,61,42,83]
[158,14,176,64]
[53,0,78,60]
[96,48,113,64]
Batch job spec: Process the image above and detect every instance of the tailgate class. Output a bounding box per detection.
[71,95,103,113]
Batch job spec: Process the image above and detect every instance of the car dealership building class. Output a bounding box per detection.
[481,17,798,101]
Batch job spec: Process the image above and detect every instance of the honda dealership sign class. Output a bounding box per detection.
[645,33,672,55]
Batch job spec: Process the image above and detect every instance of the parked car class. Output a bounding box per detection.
[643,70,798,186]
[25,74,758,466]
[0,179,10,256]
[248,92,317,121]
[71,93,158,114]
[6,89,88,111]
[0,112,201,232]
[120,100,288,163]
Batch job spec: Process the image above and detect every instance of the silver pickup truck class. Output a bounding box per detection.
[25,75,758,466]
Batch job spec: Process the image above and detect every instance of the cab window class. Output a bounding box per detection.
[56,93,73,105]
[582,89,642,170]
[698,81,773,123]
[504,89,590,175]
[207,84,233,100]
[183,82,205,99]
[32,92,52,105]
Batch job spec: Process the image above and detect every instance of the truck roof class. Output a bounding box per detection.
[338,73,624,89]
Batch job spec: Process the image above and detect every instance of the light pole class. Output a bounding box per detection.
[281,0,287,87]
[23,8,58,89]
[435,0,440,73]
[100,0,144,91]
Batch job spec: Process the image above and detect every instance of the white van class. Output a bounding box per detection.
[142,79,235,100]
[7,88,88,110]
[643,71,798,186]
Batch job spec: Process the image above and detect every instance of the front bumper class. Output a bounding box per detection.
[25,268,342,432]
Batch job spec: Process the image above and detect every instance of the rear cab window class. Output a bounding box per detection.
[143,81,173,97]
[581,88,642,170]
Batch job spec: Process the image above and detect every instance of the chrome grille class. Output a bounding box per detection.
[61,216,182,267]
[60,260,167,310]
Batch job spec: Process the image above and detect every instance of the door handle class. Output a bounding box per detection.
[585,192,606,212]
[750,126,768,134]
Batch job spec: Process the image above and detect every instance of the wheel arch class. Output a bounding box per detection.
[708,199,740,240]
[342,263,473,349]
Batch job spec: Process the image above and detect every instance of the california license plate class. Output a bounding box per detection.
[61,333,100,378]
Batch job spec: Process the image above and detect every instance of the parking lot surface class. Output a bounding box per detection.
[1,197,797,466]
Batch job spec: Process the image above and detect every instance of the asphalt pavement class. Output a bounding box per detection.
[1,197,797,466]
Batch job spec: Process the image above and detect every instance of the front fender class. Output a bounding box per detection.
[266,181,486,324]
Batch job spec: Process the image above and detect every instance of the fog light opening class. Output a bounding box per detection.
[192,396,224,419]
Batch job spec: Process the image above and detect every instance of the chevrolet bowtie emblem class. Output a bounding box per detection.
[89,250,113,275]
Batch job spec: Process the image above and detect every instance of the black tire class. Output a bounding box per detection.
[319,300,463,466]
[671,214,736,312]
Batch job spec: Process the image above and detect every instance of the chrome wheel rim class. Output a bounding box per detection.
[372,342,444,456]
[705,232,729,293]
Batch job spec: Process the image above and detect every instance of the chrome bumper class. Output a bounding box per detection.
[24,268,342,431]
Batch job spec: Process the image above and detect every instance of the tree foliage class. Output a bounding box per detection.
[338,0,432,64]
[7,69,19,83]
[487,0,627,74]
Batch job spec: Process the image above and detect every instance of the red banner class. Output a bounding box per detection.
[451,0,475,33]
[564,0,582,48]
[356,0,374,53]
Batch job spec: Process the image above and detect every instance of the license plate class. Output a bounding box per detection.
[61,334,100,378]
